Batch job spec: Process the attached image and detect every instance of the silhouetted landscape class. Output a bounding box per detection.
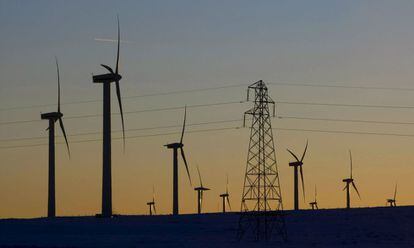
[1,207,412,247]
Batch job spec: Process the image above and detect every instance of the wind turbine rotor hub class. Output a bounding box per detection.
[195,187,210,191]
[288,161,303,167]
[41,112,63,120]
[92,73,122,84]
[164,142,183,149]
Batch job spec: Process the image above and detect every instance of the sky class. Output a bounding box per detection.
[1,0,414,218]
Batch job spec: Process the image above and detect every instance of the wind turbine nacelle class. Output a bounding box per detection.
[164,142,183,149]
[220,193,229,197]
[41,112,62,120]
[194,187,210,191]
[93,73,122,83]
[289,161,303,167]
[146,201,154,205]
[342,178,353,183]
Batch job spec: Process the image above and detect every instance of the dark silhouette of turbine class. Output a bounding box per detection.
[147,186,156,215]
[219,174,231,213]
[92,16,125,218]
[386,183,397,207]
[164,106,192,215]
[41,57,70,218]
[287,140,308,210]
[309,185,318,210]
[194,165,209,214]
[342,150,361,209]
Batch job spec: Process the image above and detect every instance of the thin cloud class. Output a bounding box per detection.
[94,38,134,44]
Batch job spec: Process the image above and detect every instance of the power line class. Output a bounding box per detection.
[3,81,414,112]
[65,100,244,120]
[5,100,414,126]
[0,119,243,142]
[278,115,414,125]
[3,122,414,149]
[0,100,245,126]
[6,114,414,143]
[0,126,240,150]
[0,83,249,112]
[274,127,414,138]
[276,101,414,109]
[269,82,414,91]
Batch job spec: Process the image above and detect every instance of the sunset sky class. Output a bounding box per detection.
[2,1,414,218]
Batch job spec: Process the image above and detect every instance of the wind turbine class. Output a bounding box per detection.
[92,16,125,218]
[219,174,231,213]
[194,165,210,214]
[309,185,318,210]
[386,183,397,207]
[165,106,192,215]
[41,58,70,218]
[287,140,308,210]
[147,186,156,215]
[342,150,361,209]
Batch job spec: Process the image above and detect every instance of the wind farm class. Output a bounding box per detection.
[2,1,414,247]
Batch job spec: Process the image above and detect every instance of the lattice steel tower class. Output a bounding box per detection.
[237,80,287,241]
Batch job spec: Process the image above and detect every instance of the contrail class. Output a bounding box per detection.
[94,38,133,44]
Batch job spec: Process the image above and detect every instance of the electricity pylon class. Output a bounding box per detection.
[237,80,287,242]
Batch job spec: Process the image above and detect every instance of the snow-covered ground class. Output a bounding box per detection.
[1,206,413,247]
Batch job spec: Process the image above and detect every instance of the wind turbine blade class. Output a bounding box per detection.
[351,181,361,199]
[115,81,125,150]
[180,147,192,186]
[226,173,229,194]
[152,185,155,202]
[153,204,156,214]
[349,150,353,179]
[315,185,317,202]
[100,64,114,74]
[115,15,120,74]
[299,165,305,201]
[300,140,308,162]
[180,106,187,144]
[286,148,300,162]
[55,57,60,113]
[58,117,70,158]
[196,165,203,187]
[226,196,232,211]
[394,183,397,200]
[200,190,204,210]
[343,184,347,191]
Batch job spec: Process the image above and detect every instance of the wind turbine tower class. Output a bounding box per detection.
[165,106,192,215]
[147,186,156,215]
[342,150,361,209]
[386,184,397,207]
[287,140,308,210]
[219,175,231,213]
[309,185,318,210]
[92,16,126,218]
[41,58,70,218]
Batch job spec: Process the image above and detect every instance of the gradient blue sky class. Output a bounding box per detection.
[2,1,414,218]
